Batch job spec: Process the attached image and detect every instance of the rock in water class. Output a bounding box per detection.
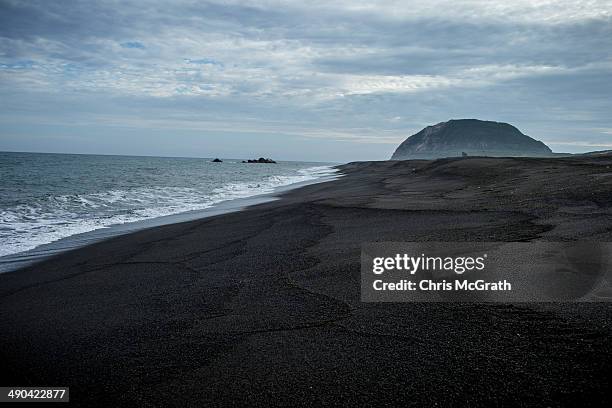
[242,157,277,163]
[391,119,552,160]
[212,158,223,162]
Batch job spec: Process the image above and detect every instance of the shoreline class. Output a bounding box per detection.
[1,156,611,406]
[0,165,341,273]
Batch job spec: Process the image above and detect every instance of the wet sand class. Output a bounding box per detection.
[1,156,612,406]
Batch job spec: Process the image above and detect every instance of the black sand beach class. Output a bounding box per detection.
[1,156,612,406]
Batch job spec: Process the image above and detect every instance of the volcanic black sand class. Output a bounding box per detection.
[1,156,612,407]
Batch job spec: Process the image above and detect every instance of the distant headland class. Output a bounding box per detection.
[391,119,553,160]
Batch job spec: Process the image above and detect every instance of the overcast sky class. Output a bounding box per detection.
[1,0,611,162]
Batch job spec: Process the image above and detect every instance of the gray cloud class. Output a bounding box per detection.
[1,0,611,161]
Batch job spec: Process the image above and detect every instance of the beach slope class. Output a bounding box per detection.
[1,156,612,406]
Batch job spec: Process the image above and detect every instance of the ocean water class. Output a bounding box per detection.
[0,152,336,259]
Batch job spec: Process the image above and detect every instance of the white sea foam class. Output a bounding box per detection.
[0,165,338,258]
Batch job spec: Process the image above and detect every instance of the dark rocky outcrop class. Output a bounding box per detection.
[391,119,553,160]
[242,157,276,163]
[212,158,223,162]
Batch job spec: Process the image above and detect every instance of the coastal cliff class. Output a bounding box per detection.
[391,119,553,160]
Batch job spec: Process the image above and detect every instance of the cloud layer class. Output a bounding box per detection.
[1,0,611,160]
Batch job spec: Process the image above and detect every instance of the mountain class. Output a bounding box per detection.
[391,119,553,160]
